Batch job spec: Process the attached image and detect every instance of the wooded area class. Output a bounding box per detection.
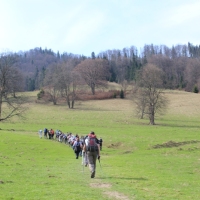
[0,42,199,124]
[1,42,200,96]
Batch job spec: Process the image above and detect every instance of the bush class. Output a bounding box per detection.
[193,85,199,93]
[37,89,45,99]
[120,89,124,98]
[76,90,121,100]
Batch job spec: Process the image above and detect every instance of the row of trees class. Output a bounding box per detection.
[37,58,110,108]
[0,53,168,125]
[1,42,200,124]
[5,42,200,94]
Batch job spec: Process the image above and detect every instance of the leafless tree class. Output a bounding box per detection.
[0,54,26,121]
[134,87,148,119]
[75,59,110,94]
[10,67,24,97]
[135,64,168,125]
[59,62,80,108]
[43,64,61,105]
[185,58,200,92]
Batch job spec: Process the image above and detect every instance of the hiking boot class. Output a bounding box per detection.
[91,171,95,178]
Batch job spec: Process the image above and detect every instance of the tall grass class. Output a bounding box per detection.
[0,90,200,199]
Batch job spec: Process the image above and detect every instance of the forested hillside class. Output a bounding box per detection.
[1,42,200,93]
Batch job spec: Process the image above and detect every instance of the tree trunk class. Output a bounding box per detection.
[91,83,95,95]
[0,96,2,120]
[149,113,155,125]
[71,100,74,108]
[149,115,155,125]
[149,104,155,125]
[67,95,70,108]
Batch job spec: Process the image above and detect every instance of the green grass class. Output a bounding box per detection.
[0,91,200,199]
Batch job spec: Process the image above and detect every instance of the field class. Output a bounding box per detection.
[0,90,200,200]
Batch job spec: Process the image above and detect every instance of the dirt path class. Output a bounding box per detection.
[90,180,131,200]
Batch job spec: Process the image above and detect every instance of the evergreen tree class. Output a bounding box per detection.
[91,52,96,59]
[57,51,60,59]
[193,85,199,93]
[120,89,124,98]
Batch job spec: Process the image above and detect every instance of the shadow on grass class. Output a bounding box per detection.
[96,177,148,181]
[155,119,200,128]
[158,124,200,128]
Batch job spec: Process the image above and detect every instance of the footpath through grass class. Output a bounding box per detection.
[0,91,200,199]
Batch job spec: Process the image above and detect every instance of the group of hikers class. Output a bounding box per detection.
[38,128,103,178]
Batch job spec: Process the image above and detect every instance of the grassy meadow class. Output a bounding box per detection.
[0,90,200,200]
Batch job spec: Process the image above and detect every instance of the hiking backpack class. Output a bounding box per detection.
[86,134,98,152]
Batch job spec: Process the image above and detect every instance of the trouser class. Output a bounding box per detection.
[87,151,98,175]
[39,133,42,138]
[44,132,47,138]
[82,151,88,165]
[75,150,81,159]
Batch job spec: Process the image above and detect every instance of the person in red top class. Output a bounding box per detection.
[51,129,55,139]
[49,129,54,139]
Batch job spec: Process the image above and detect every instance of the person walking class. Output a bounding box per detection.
[44,128,48,138]
[99,137,103,151]
[73,137,82,159]
[83,131,100,178]
[38,129,43,139]
[82,135,89,166]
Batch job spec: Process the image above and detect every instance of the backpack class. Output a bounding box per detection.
[86,134,98,152]
[74,141,81,152]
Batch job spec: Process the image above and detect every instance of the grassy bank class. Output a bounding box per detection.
[0,90,200,199]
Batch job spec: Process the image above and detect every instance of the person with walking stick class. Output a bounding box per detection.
[83,131,100,178]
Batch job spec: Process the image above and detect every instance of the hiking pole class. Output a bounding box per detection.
[98,157,103,173]
[82,151,85,173]
[82,162,84,173]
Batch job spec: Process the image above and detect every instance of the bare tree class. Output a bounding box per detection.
[43,64,61,105]
[0,54,26,121]
[59,62,80,108]
[75,59,109,95]
[134,87,148,119]
[185,58,200,92]
[135,64,168,125]
[10,67,24,97]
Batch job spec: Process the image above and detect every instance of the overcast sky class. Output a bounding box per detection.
[0,0,200,56]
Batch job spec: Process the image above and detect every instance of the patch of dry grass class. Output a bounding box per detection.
[165,90,200,117]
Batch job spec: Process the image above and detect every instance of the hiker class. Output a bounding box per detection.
[50,129,55,139]
[83,131,100,178]
[55,130,59,140]
[47,129,51,139]
[44,128,48,138]
[73,137,82,159]
[82,135,89,166]
[99,137,103,151]
[38,129,43,139]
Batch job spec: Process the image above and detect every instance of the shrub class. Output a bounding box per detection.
[76,90,121,100]
[193,85,199,93]
[120,89,124,98]
[37,89,45,100]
